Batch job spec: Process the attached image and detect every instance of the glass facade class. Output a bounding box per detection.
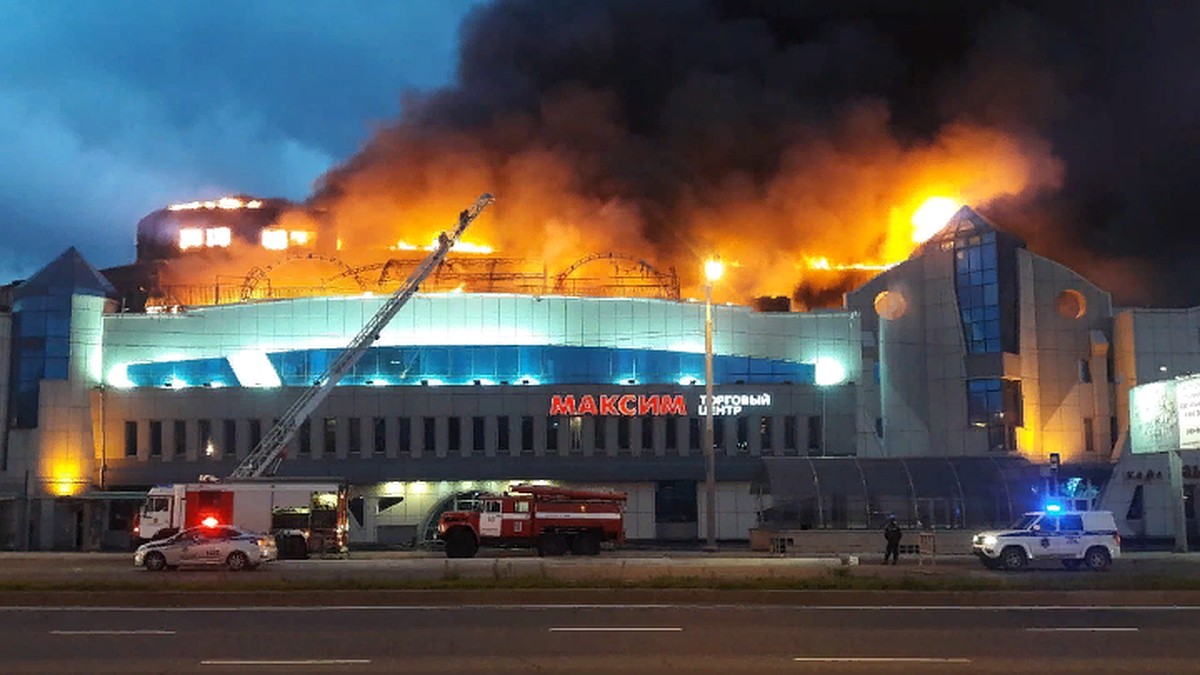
[954,230,1001,353]
[967,379,1022,452]
[948,218,1020,355]
[8,248,116,428]
[9,294,72,428]
[756,456,1047,530]
[124,345,818,389]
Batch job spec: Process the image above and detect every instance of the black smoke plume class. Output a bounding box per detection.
[314,0,1197,306]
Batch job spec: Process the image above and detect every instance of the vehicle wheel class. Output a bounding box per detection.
[226,551,249,571]
[1085,546,1111,571]
[571,531,601,556]
[538,533,569,557]
[143,552,167,572]
[1062,559,1083,570]
[1000,546,1027,571]
[444,528,478,559]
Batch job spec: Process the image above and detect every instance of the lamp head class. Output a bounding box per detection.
[704,257,724,283]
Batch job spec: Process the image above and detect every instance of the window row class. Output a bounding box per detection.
[120,414,828,459]
[124,345,817,389]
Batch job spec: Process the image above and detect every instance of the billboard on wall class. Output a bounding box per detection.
[1178,378,1200,450]
[1130,374,1200,454]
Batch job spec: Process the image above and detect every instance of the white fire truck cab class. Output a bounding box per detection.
[135,478,348,557]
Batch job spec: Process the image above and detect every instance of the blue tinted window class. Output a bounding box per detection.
[125,345,819,388]
[45,337,69,359]
[495,347,519,380]
[955,239,1002,354]
[44,359,69,380]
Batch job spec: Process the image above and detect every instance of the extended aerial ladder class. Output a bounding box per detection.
[228,193,496,478]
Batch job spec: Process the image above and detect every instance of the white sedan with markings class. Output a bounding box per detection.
[134,525,277,571]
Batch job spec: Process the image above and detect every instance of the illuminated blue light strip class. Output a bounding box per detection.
[125,346,816,388]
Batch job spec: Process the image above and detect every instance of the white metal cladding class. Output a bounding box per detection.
[101,294,861,380]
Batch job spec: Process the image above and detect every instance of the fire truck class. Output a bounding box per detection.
[134,478,349,557]
[436,484,626,558]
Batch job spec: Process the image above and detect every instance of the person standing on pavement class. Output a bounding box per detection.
[883,516,902,565]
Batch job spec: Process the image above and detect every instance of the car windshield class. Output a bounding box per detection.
[1010,514,1040,530]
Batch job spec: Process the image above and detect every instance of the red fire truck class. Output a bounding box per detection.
[436,484,626,558]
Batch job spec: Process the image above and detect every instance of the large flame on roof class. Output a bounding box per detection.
[149,123,1061,309]
[306,106,1062,307]
[910,197,963,243]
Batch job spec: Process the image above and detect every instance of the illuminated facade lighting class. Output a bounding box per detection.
[227,351,282,388]
[107,364,135,389]
[813,358,846,386]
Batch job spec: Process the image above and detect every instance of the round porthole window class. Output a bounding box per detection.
[1055,289,1087,320]
[874,290,907,320]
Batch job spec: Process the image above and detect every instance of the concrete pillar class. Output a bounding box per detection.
[37,498,54,550]
[1168,451,1189,553]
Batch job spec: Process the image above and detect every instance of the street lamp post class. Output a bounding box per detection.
[703,257,723,552]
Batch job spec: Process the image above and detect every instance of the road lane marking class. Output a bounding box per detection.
[51,624,175,629]
[794,657,971,664]
[201,660,370,666]
[1026,627,1139,632]
[4,604,1200,612]
[550,627,682,632]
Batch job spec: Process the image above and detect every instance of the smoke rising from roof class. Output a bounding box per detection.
[311,0,1197,306]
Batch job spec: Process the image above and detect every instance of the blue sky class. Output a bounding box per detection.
[0,0,484,281]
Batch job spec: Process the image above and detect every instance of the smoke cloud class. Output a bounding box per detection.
[310,0,1198,307]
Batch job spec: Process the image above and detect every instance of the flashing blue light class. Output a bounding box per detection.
[1044,502,1062,513]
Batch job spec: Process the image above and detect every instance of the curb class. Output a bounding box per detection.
[2,588,1200,608]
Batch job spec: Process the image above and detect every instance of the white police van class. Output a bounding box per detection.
[972,507,1121,571]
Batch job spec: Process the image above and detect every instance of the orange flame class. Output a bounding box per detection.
[910,196,962,242]
[152,116,1063,308]
[168,197,263,212]
[392,237,494,254]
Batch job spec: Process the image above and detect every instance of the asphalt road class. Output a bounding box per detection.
[3,603,1199,673]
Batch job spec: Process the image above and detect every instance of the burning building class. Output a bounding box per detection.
[1,198,1189,550]
[1,0,1191,549]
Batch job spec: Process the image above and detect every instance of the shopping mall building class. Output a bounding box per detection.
[0,202,1195,549]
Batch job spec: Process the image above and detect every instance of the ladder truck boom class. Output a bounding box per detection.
[229,193,495,479]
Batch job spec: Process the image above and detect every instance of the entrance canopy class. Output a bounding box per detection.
[753,456,1047,530]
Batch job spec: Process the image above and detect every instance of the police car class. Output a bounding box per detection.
[972,506,1121,571]
[134,524,277,571]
